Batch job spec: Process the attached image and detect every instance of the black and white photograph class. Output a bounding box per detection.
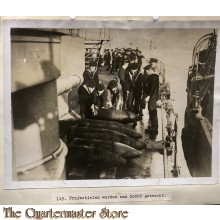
[5,21,219,188]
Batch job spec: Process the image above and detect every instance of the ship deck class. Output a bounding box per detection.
[64,72,191,180]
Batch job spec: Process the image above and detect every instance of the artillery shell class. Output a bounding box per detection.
[67,144,126,168]
[94,109,142,123]
[78,120,142,139]
[81,119,132,128]
[72,138,142,159]
[72,138,112,150]
[113,142,142,159]
[68,126,146,150]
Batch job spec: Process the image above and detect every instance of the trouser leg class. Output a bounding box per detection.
[149,108,158,130]
[148,99,158,130]
[133,95,141,115]
[127,91,134,112]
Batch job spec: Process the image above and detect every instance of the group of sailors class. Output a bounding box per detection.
[78,54,160,134]
[99,47,145,74]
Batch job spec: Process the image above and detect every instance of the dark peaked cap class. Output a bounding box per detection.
[149,58,158,63]
[89,61,97,67]
[96,83,105,91]
[86,79,96,88]
[108,80,118,89]
[130,63,139,70]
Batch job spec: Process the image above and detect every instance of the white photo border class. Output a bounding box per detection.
[4,19,220,189]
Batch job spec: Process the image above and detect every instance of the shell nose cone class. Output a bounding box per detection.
[126,111,142,121]
[135,140,147,150]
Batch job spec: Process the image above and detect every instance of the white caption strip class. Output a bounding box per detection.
[52,192,171,204]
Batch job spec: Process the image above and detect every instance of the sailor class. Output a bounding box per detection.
[115,51,123,73]
[145,58,160,134]
[82,61,99,86]
[130,50,137,63]
[124,63,144,115]
[78,79,97,119]
[96,83,108,109]
[118,60,130,106]
[111,50,118,74]
[137,50,144,71]
[107,79,123,110]
[104,49,111,70]
[140,64,151,116]
[143,64,151,81]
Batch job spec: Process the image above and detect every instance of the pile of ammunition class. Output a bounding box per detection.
[63,110,145,179]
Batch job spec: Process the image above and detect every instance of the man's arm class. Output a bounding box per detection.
[101,89,108,108]
[106,89,113,108]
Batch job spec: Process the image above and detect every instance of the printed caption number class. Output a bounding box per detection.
[57,196,66,201]
[130,195,142,198]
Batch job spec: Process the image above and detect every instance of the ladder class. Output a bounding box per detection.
[68,28,111,71]
[84,40,108,70]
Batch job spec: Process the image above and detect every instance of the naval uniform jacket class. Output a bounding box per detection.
[137,55,144,67]
[124,71,144,113]
[78,85,97,118]
[118,67,127,84]
[146,73,159,110]
[124,71,144,98]
[82,70,99,86]
[96,89,108,109]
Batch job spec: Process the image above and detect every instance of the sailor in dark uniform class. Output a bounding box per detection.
[137,50,144,71]
[118,59,129,108]
[145,58,160,136]
[115,51,123,73]
[78,79,97,119]
[104,49,111,70]
[124,63,144,115]
[107,79,123,110]
[111,50,118,74]
[140,64,151,115]
[82,61,99,86]
[96,83,108,109]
